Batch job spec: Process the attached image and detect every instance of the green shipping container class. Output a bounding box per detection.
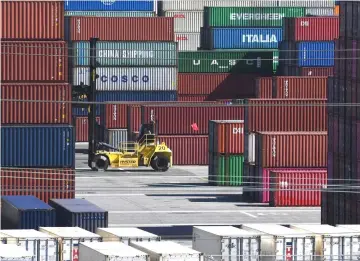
[65,11,156,17]
[178,50,274,73]
[273,50,279,72]
[209,154,244,186]
[204,7,305,27]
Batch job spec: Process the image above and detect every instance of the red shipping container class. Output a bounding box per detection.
[157,135,208,165]
[1,41,68,82]
[1,168,75,203]
[2,83,71,125]
[1,1,64,40]
[69,17,174,41]
[269,170,327,207]
[178,95,208,102]
[272,76,327,99]
[209,120,244,154]
[142,105,244,135]
[284,17,339,41]
[245,99,327,133]
[255,131,328,168]
[300,67,334,77]
[255,77,273,98]
[75,117,100,142]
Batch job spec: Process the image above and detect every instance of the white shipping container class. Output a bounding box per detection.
[39,227,102,261]
[290,224,360,261]
[164,11,203,33]
[108,129,128,149]
[193,226,261,261]
[73,67,177,92]
[175,33,200,51]
[79,242,149,261]
[305,8,334,16]
[241,224,315,261]
[0,229,58,261]
[130,241,204,261]
[247,133,256,164]
[96,227,160,244]
[278,0,335,7]
[0,244,35,261]
[161,0,277,11]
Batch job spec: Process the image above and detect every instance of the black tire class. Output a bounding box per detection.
[91,155,109,171]
[151,155,169,172]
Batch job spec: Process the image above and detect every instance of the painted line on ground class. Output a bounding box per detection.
[241,211,258,218]
[108,209,318,214]
[76,175,207,179]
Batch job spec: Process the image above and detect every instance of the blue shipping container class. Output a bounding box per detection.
[49,199,108,233]
[64,0,154,11]
[297,41,335,67]
[1,196,56,230]
[1,126,75,168]
[204,28,282,49]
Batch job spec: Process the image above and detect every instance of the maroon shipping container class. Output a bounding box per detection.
[255,77,272,98]
[178,95,208,102]
[1,41,68,82]
[1,1,64,40]
[75,117,100,142]
[157,135,208,165]
[255,131,328,168]
[269,170,327,207]
[178,73,262,98]
[2,83,72,125]
[127,105,142,135]
[209,120,244,154]
[1,168,75,203]
[142,105,244,135]
[272,76,327,99]
[284,17,339,41]
[69,17,174,41]
[299,67,334,77]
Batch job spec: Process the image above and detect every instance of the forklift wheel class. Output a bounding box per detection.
[151,156,169,172]
[92,155,109,171]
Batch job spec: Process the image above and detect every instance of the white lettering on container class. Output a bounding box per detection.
[76,18,81,34]
[230,13,285,21]
[112,105,117,121]
[271,137,276,157]
[284,80,289,98]
[300,20,309,27]
[191,59,259,67]
[242,34,278,43]
[233,127,244,134]
[98,50,154,59]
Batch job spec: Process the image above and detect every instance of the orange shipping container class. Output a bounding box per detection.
[209,120,244,154]
[255,131,328,168]
[334,5,339,16]
[255,77,273,98]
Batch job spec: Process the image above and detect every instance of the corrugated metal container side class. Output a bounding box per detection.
[1,126,75,168]
[255,77,273,98]
[178,50,274,74]
[0,244,35,260]
[295,66,334,76]
[209,120,244,154]
[65,11,156,16]
[278,0,335,7]
[96,228,160,244]
[69,17,174,41]
[108,129,128,148]
[2,83,72,125]
[283,17,339,41]
[175,33,200,51]
[269,170,327,206]
[1,196,56,230]
[73,41,177,67]
[73,67,177,91]
[1,41,68,82]
[64,0,155,11]
[142,105,244,135]
[209,153,244,186]
[160,1,278,11]
[255,132,328,168]
[164,11,203,33]
[157,135,208,165]
[178,95,208,101]
[75,117,100,142]
[202,28,282,49]
[297,41,335,67]
[1,168,75,203]
[305,7,334,16]
[49,199,108,233]
[2,1,64,40]
[272,76,327,99]
[203,7,305,27]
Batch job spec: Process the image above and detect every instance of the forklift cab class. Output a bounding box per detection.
[136,122,155,144]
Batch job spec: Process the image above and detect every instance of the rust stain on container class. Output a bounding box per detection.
[69,17,174,41]
[255,77,273,98]
[209,120,244,154]
[75,117,100,142]
[1,1,64,40]
[2,83,71,124]
[157,135,208,165]
[1,168,75,203]
[1,41,68,82]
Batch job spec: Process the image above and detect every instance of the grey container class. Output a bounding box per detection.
[48,199,108,233]
[65,11,156,17]
[305,8,334,16]
[108,129,128,148]
[175,33,200,51]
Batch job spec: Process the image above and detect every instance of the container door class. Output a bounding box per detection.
[350,237,360,261]
[38,239,58,261]
[304,238,315,261]
[243,237,260,261]
[62,239,72,261]
[18,239,36,259]
[294,237,314,261]
[221,237,235,261]
[276,237,285,261]
[323,236,340,261]
[342,236,360,261]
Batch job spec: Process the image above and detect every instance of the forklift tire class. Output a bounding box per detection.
[92,155,109,171]
[151,155,169,172]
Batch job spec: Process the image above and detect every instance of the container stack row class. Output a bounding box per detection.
[1,1,75,203]
[323,1,360,225]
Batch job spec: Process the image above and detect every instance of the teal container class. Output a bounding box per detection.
[65,11,156,17]
[73,41,178,67]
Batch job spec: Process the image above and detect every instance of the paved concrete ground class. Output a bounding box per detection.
[75,153,320,227]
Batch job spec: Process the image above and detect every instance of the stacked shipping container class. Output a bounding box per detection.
[1,1,75,203]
